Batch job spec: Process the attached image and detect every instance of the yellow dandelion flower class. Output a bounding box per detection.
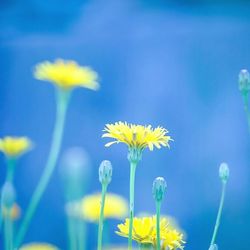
[80,193,128,222]
[34,59,99,90]
[116,216,185,249]
[19,243,59,250]
[102,122,171,151]
[2,203,21,220]
[0,136,32,158]
[162,230,185,250]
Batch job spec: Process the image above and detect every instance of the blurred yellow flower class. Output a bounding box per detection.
[80,193,128,222]
[116,216,185,249]
[102,122,171,151]
[19,243,59,250]
[34,59,99,90]
[162,230,185,250]
[2,203,21,220]
[0,136,32,157]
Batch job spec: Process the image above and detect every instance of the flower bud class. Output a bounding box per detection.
[219,162,229,183]
[152,177,167,202]
[99,160,112,185]
[1,182,16,208]
[209,244,218,250]
[239,69,250,95]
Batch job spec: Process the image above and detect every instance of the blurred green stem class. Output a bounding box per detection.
[128,161,137,250]
[6,158,16,183]
[97,183,107,250]
[1,158,16,234]
[156,201,161,250]
[210,182,226,246]
[4,212,13,250]
[15,88,70,248]
[67,217,77,250]
[77,219,86,250]
[243,94,250,134]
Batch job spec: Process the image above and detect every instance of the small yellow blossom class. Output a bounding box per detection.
[19,243,59,250]
[116,216,185,249]
[162,230,185,250]
[34,59,99,90]
[2,203,21,220]
[78,193,128,222]
[0,136,32,157]
[102,122,171,151]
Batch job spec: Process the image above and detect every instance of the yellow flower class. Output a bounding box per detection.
[2,203,21,220]
[102,122,171,151]
[19,243,59,250]
[34,59,99,90]
[162,230,185,250]
[116,216,185,249]
[78,193,128,222]
[0,136,32,157]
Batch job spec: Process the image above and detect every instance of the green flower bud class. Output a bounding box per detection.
[99,160,112,185]
[219,162,229,183]
[152,177,167,202]
[1,181,16,208]
[209,244,218,250]
[239,69,250,95]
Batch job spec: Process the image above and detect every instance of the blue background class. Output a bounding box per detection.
[1,0,250,249]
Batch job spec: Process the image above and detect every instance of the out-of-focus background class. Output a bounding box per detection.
[1,0,250,249]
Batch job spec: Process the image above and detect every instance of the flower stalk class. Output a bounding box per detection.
[98,184,108,250]
[152,177,167,250]
[98,160,112,250]
[209,163,229,248]
[15,88,70,248]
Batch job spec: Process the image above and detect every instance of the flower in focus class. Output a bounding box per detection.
[0,136,32,158]
[2,203,21,220]
[102,122,171,151]
[19,243,59,250]
[34,59,99,90]
[75,193,128,222]
[116,216,185,249]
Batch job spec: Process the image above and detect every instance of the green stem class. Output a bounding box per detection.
[97,184,107,250]
[67,216,77,250]
[77,219,86,250]
[156,201,161,250]
[6,158,16,183]
[128,161,137,250]
[15,89,70,248]
[243,94,250,134]
[4,212,13,250]
[210,182,227,246]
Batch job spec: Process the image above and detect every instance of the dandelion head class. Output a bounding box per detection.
[116,216,185,249]
[34,59,99,91]
[80,193,128,222]
[0,136,32,158]
[102,122,171,152]
[19,243,59,250]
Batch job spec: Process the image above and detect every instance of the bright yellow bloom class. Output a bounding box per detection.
[19,243,59,250]
[79,193,128,222]
[0,136,32,157]
[2,203,21,220]
[34,59,99,90]
[102,122,171,151]
[162,230,185,250]
[116,216,185,249]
